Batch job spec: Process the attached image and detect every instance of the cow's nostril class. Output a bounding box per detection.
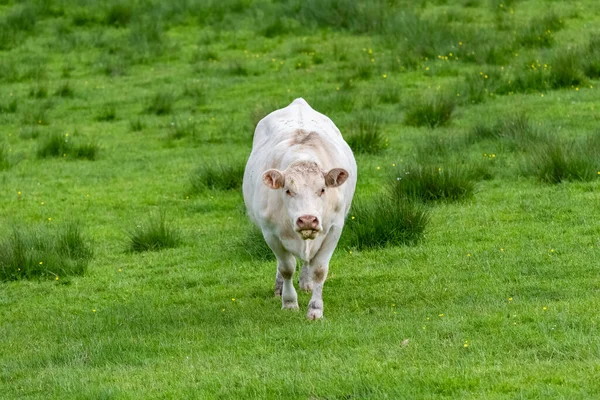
[297,215,319,229]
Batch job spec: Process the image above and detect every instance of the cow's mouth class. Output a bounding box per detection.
[298,229,319,240]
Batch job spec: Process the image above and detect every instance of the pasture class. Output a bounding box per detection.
[1,0,600,398]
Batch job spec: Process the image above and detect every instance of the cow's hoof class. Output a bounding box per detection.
[282,301,299,310]
[306,307,323,320]
[306,300,323,320]
[298,280,313,292]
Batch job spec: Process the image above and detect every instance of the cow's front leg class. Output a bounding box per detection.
[264,233,298,309]
[306,226,342,320]
[278,254,298,309]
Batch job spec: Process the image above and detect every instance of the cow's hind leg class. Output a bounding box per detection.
[274,270,283,297]
[298,263,313,292]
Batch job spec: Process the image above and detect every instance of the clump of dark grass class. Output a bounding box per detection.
[404,95,456,128]
[343,195,430,250]
[167,119,197,140]
[0,221,92,281]
[391,164,476,202]
[377,85,401,104]
[517,13,564,48]
[127,213,181,253]
[54,81,74,98]
[96,104,117,121]
[462,69,503,104]
[100,56,129,77]
[19,126,39,140]
[0,3,38,50]
[130,118,144,132]
[146,92,175,115]
[583,35,600,78]
[0,144,11,170]
[190,161,245,192]
[522,135,600,184]
[237,225,274,261]
[29,83,48,99]
[104,3,133,27]
[345,112,385,155]
[469,114,540,149]
[37,133,70,158]
[228,61,249,76]
[37,133,99,160]
[549,50,587,89]
[0,97,17,114]
[72,142,100,161]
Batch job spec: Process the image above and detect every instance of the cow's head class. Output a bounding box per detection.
[262,161,349,240]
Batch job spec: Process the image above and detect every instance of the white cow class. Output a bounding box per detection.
[243,98,357,320]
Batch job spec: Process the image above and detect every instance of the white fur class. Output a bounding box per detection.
[243,98,357,319]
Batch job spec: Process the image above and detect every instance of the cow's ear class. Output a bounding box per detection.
[262,169,285,189]
[324,168,349,187]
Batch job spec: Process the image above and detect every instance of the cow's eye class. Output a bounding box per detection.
[285,189,292,196]
[319,188,325,196]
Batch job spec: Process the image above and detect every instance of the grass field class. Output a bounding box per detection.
[1,0,600,398]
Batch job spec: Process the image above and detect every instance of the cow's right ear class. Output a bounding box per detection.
[262,169,285,189]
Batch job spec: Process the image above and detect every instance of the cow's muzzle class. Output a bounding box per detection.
[296,215,321,240]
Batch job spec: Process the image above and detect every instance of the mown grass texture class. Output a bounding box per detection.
[2,0,600,398]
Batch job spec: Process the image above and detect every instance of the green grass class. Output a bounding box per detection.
[522,135,600,184]
[0,221,92,281]
[2,0,600,398]
[189,161,245,192]
[392,164,476,202]
[345,112,385,155]
[127,212,182,253]
[343,195,430,249]
[404,94,456,128]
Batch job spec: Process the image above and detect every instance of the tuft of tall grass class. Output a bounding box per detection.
[0,144,11,170]
[190,161,245,192]
[583,35,600,78]
[343,195,430,250]
[96,104,117,121]
[37,133,70,158]
[228,61,249,76]
[146,92,175,115]
[522,136,600,184]
[0,221,92,281]
[469,114,540,149]
[549,50,586,89]
[72,142,100,161]
[345,112,385,155]
[29,83,48,99]
[37,133,99,160]
[127,212,181,253]
[415,134,467,162]
[517,13,564,48]
[377,85,401,104]
[130,118,144,132]
[404,95,456,128]
[54,81,74,98]
[391,164,476,202]
[0,97,17,114]
[105,3,133,27]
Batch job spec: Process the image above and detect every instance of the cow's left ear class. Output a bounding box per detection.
[324,168,349,187]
